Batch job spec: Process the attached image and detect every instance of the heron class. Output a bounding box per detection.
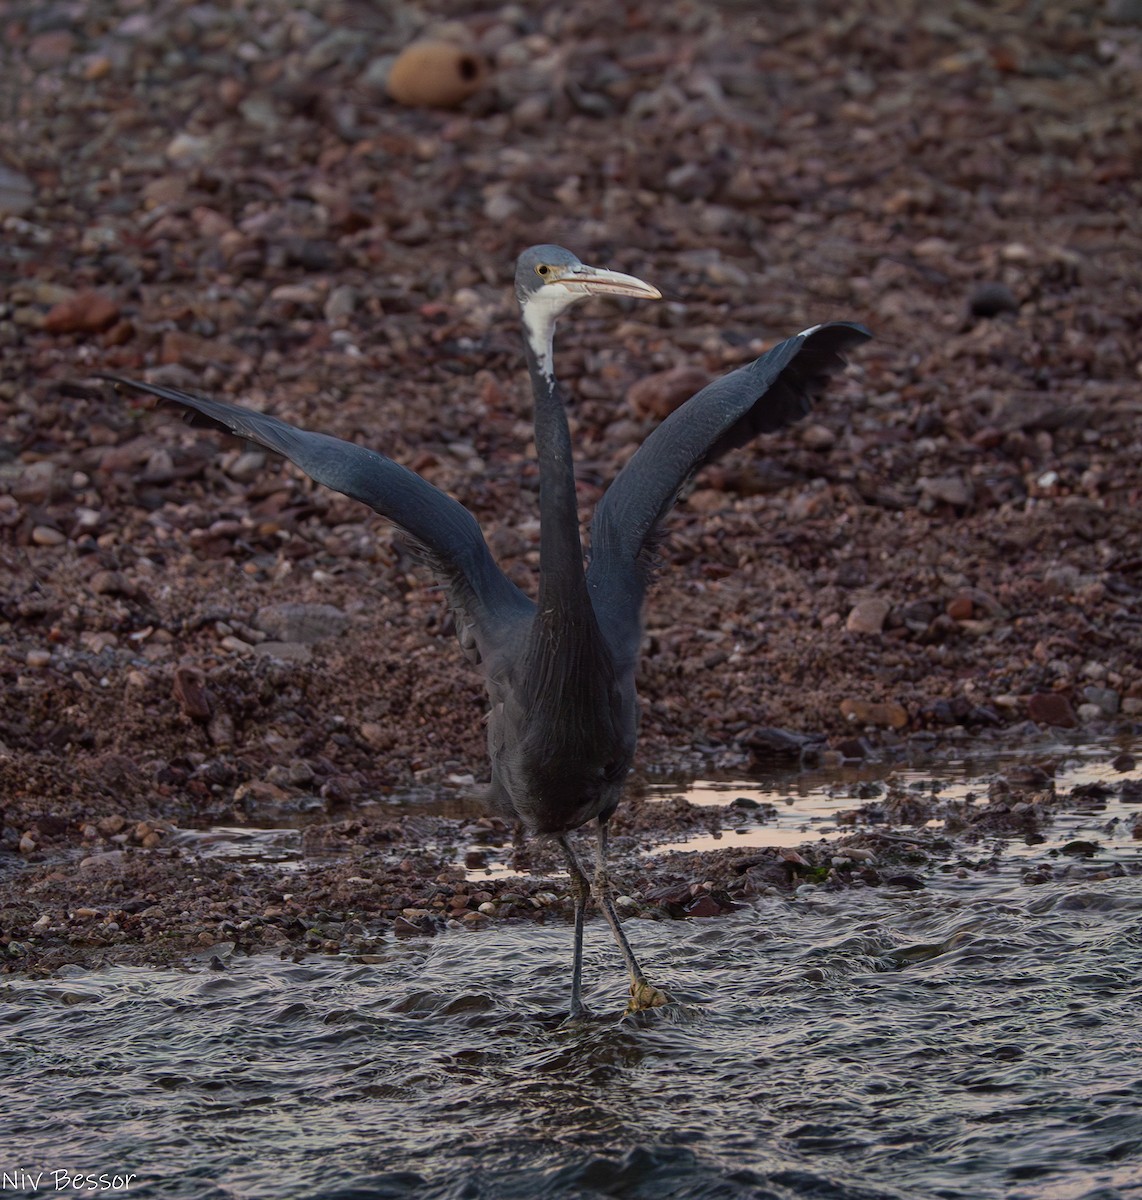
[102,245,870,1017]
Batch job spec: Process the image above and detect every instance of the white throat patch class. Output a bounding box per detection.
[522,287,578,380]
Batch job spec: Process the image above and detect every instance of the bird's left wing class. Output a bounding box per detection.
[99,376,533,663]
[585,322,871,666]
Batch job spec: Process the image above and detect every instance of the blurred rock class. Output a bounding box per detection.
[840,698,909,729]
[44,291,121,335]
[27,29,76,68]
[628,366,710,419]
[254,603,349,643]
[846,598,891,634]
[11,461,59,503]
[969,282,1019,318]
[1027,693,1077,728]
[801,423,836,451]
[386,41,487,108]
[0,165,34,216]
[173,667,212,722]
[1082,686,1119,716]
[919,475,973,509]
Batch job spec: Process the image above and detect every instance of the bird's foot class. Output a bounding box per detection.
[564,1001,592,1024]
[626,978,671,1013]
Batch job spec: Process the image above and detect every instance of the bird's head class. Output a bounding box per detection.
[515,245,660,377]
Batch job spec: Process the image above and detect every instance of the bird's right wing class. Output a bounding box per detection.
[586,322,871,665]
[100,376,534,663]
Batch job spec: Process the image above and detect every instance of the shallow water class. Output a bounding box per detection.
[4,748,1142,1200]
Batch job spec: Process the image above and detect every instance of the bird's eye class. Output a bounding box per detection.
[536,264,550,277]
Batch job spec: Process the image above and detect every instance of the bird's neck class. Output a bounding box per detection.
[525,336,593,624]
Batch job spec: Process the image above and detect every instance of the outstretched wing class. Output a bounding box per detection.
[586,321,871,666]
[100,376,533,665]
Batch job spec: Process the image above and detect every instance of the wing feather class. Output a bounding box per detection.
[586,322,871,664]
[100,376,532,664]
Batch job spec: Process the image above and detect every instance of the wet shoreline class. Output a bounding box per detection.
[4,733,1137,979]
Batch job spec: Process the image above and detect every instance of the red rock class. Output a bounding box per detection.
[44,291,120,335]
[172,666,212,722]
[684,893,722,918]
[628,365,711,419]
[102,319,135,347]
[1027,692,1077,728]
[946,593,974,621]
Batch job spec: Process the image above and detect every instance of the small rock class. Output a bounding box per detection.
[744,726,822,763]
[88,570,132,596]
[969,282,1019,318]
[143,448,175,483]
[946,593,974,621]
[0,164,34,217]
[208,711,235,748]
[684,894,723,918]
[79,851,125,872]
[1106,0,1142,20]
[846,597,891,635]
[226,451,266,483]
[483,191,520,223]
[270,283,322,306]
[1027,692,1077,728]
[886,874,925,890]
[800,423,836,451]
[254,602,349,644]
[27,29,77,68]
[166,132,213,166]
[919,474,973,508]
[31,525,65,546]
[1081,686,1119,716]
[840,698,909,729]
[11,460,58,503]
[142,175,189,209]
[386,41,487,108]
[1042,564,1082,595]
[252,641,313,663]
[324,285,357,324]
[173,666,212,722]
[627,366,711,420]
[84,55,112,81]
[43,291,121,335]
[25,649,51,669]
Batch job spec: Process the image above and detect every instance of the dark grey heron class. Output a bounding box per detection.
[102,245,870,1017]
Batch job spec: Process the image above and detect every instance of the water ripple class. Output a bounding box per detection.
[3,869,1141,1199]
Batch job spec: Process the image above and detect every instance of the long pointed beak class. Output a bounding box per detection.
[557,264,662,302]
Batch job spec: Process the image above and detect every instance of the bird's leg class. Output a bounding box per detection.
[592,819,670,1013]
[557,835,590,1019]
